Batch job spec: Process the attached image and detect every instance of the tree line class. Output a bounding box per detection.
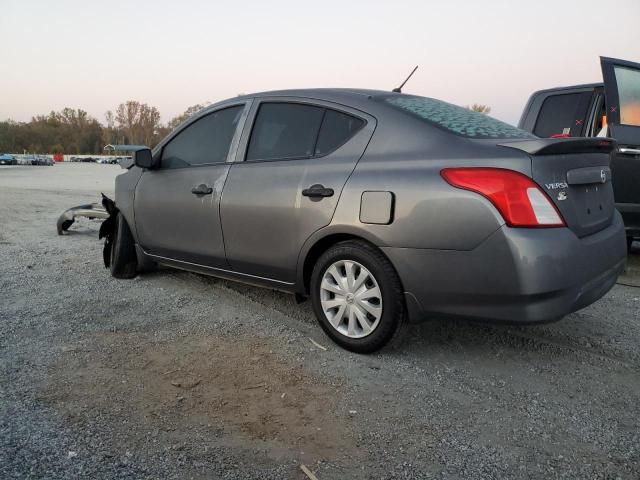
[0,100,492,155]
[0,101,208,155]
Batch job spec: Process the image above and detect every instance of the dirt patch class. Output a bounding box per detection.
[42,332,354,463]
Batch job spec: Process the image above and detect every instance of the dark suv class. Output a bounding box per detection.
[519,57,640,248]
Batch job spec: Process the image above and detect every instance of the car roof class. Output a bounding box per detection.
[237,88,391,101]
[529,82,603,97]
[203,88,400,117]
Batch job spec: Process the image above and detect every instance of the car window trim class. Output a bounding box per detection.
[585,88,605,138]
[238,99,368,164]
[311,109,328,158]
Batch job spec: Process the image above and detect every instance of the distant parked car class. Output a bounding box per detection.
[31,155,53,166]
[0,154,17,165]
[520,56,640,249]
[106,88,627,352]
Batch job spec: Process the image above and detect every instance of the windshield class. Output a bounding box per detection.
[379,95,536,139]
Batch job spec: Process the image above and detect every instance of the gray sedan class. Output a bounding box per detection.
[106,89,627,352]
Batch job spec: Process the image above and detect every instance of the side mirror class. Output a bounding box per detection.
[134,148,155,169]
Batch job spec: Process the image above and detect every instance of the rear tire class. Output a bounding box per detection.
[110,213,137,279]
[310,240,406,353]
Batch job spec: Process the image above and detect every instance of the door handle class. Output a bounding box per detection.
[619,147,640,156]
[191,184,213,195]
[302,184,334,198]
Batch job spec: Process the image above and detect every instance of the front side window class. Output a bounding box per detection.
[533,92,593,138]
[247,103,325,161]
[614,66,640,127]
[380,95,536,139]
[161,105,243,169]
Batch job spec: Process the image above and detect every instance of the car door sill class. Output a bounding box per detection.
[144,251,296,292]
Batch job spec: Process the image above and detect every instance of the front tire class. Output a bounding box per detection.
[110,213,137,279]
[310,240,406,353]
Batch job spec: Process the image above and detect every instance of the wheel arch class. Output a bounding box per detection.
[296,226,389,296]
[296,227,424,323]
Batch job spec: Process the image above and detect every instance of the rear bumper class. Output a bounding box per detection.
[617,203,640,238]
[382,211,627,323]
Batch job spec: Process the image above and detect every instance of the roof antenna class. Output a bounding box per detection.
[392,65,418,93]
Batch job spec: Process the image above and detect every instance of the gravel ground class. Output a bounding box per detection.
[1,163,640,479]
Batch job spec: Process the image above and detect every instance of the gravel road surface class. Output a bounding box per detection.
[1,163,639,479]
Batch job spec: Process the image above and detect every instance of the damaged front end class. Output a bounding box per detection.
[57,193,119,269]
[56,201,109,235]
[58,144,146,271]
[98,194,119,268]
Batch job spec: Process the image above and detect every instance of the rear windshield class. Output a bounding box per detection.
[379,95,536,139]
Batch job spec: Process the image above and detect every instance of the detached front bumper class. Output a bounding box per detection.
[56,203,109,235]
[382,211,627,323]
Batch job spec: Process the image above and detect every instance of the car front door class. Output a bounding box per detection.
[601,57,640,238]
[134,103,249,267]
[220,99,376,283]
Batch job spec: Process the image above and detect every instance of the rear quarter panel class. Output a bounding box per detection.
[320,115,538,252]
[330,154,506,251]
[296,112,538,291]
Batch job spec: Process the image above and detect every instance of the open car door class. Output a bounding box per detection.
[600,56,640,240]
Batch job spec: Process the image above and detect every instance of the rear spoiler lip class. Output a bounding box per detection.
[498,137,618,155]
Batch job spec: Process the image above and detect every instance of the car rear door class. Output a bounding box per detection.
[134,102,249,268]
[601,57,640,209]
[220,98,375,283]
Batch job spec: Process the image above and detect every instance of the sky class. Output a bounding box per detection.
[1,0,639,126]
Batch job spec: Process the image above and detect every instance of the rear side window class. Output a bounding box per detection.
[247,103,324,161]
[381,95,535,139]
[614,66,640,127]
[161,106,242,169]
[315,110,364,156]
[533,92,593,138]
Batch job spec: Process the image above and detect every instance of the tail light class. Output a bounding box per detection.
[440,168,565,228]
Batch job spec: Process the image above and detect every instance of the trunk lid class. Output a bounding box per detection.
[499,138,616,238]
